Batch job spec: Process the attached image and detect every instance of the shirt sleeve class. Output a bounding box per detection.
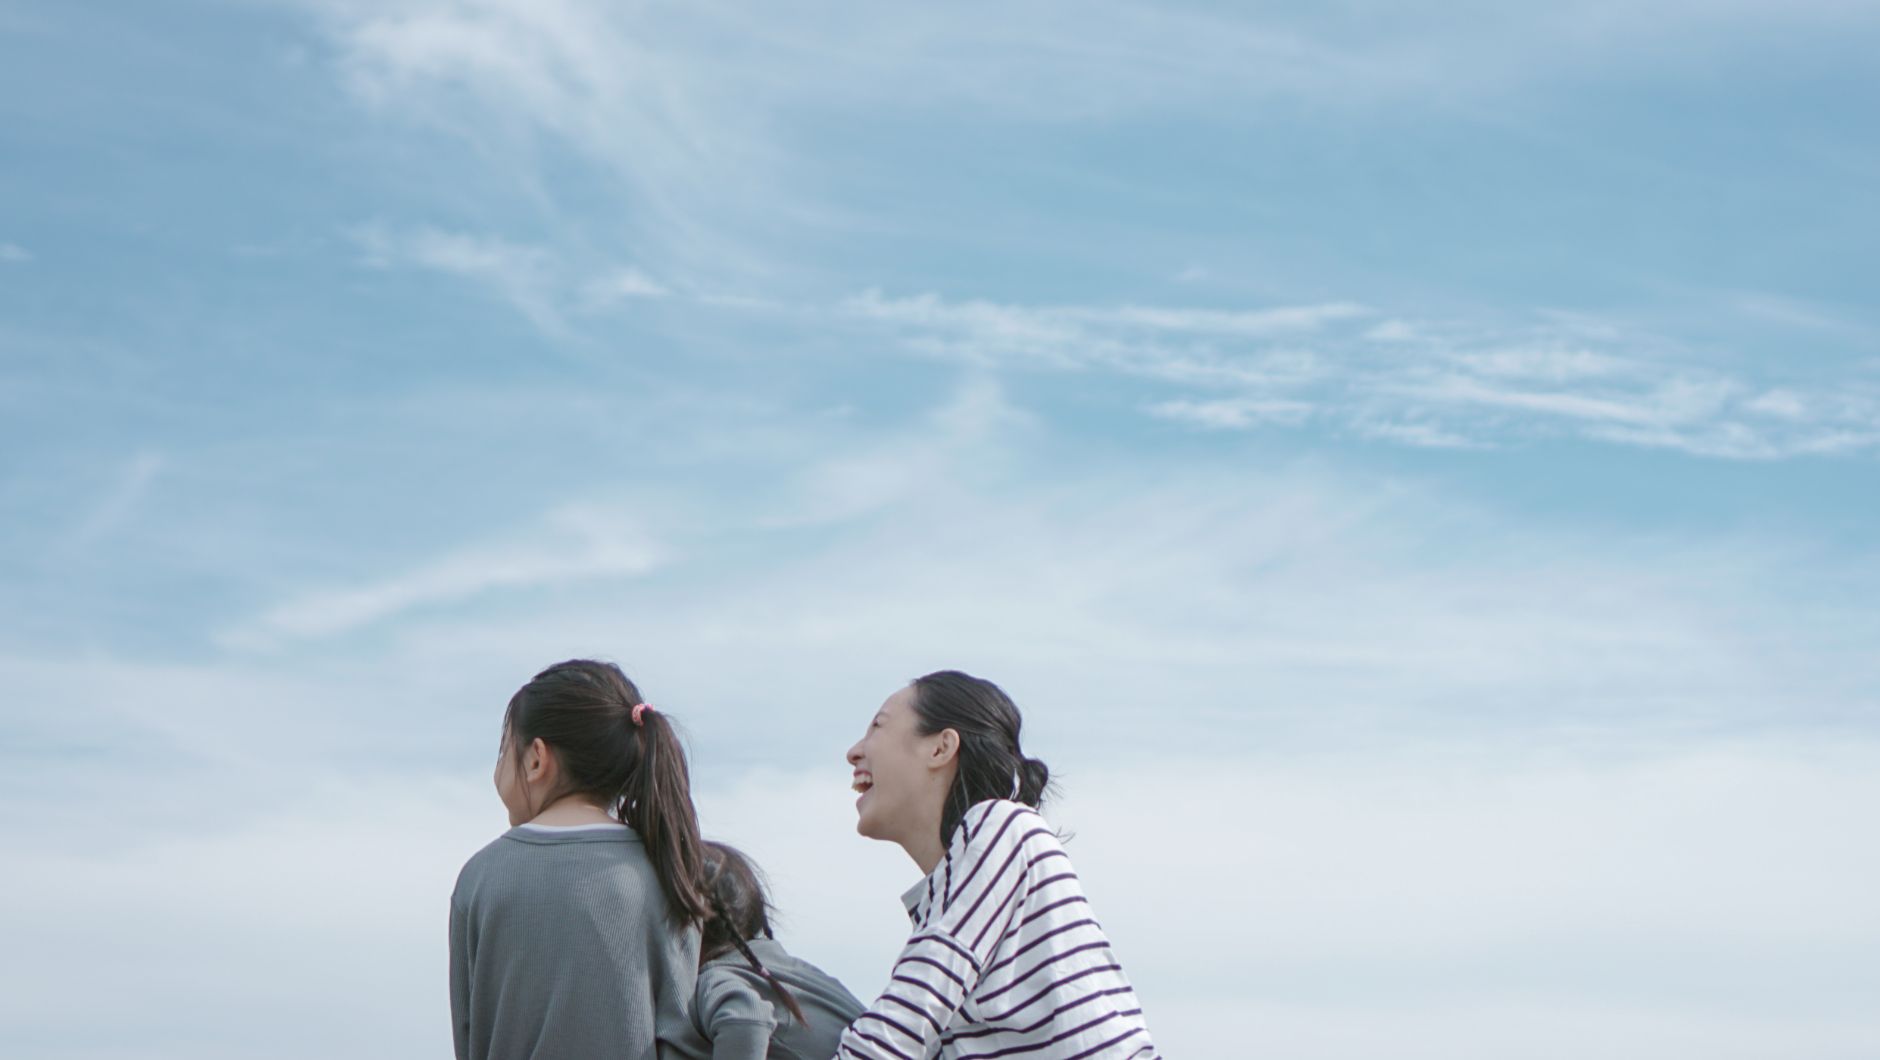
[695,965,777,1060]
[448,896,472,1060]
[837,803,1046,1060]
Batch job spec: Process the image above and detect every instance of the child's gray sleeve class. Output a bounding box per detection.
[696,967,776,1060]
[708,1021,772,1060]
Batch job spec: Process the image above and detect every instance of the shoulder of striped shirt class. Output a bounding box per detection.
[963,800,1044,845]
[942,801,1057,905]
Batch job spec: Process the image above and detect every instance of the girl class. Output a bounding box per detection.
[839,671,1159,1060]
[676,841,866,1060]
[449,659,710,1060]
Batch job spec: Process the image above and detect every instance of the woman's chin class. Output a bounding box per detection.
[854,802,889,841]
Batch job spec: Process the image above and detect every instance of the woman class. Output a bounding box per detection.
[838,670,1159,1060]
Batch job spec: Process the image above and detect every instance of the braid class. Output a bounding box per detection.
[709,892,808,1025]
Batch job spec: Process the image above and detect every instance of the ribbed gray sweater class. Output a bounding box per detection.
[449,824,702,1060]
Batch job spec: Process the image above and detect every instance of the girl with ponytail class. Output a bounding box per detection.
[449,659,709,1060]
[670,842,864,1060]
[838,671,1160,1060]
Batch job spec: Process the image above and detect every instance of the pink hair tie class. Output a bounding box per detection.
[631,702,655,727]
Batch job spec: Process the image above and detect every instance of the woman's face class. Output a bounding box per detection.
[846,685,949,846]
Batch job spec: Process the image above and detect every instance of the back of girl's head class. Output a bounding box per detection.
[909,670,1051,845]
[699,841,808,1024]
[700,842,774,962]
[503,659,710,925]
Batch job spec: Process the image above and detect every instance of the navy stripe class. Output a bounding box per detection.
[879,992,943,1033]
[976,961,1123,1016]
[957,826,1046,930]
[977,941,1113,1003]
[969,871,1029,951]
[964,800,1000,844]
[891,973,954,1006]
[953,1008,1133,1060]
[913,932,982,971]
[903,955,966,988]
[843,1026,915,1060]
[1024,869,1075,899]
[948,807,1026,904]
[985,918,1100,975]
[854,1010,922,1044]
[1026,849,1070,874]
[1059,1025,1151,1060]
[945,986,1136,1041]
[1017,893,1086,929]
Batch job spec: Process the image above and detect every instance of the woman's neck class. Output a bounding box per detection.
[901,809,948,874]
[530,796,615,827]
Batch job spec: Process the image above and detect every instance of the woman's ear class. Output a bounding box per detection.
[928,728,961,770]
[526,737,554,783]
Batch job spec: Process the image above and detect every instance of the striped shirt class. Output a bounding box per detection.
[837,800,1158,1060]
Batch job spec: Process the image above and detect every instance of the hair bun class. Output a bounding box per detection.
[1016,755,1050,808]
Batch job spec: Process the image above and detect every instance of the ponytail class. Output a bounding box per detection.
[619,707,712,926]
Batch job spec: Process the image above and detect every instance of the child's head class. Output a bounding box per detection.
[498,659,711,925]
[700,842,776,961]
[700,841,807,1024]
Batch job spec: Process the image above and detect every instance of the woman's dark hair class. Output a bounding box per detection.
[700,842,807,1024]
[502,659,711,926]
[909,670,1051,847]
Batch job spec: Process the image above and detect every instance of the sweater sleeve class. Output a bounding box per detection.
[448,895,472,1060]
[694,965,776,1060]
[837,802,1045,1060]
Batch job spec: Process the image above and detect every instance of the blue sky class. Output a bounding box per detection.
[3,2,1878,1057]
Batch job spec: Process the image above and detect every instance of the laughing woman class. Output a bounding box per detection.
[839,671,1159,1060]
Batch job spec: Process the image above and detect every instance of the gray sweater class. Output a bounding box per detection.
[667,938,866,1060]
[450,825,702,1060]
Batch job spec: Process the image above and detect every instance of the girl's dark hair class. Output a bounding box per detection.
[700,842,807,1025]
[502,659,711,926]
[909,670,1050,847]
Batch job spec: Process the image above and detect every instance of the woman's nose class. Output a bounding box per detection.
[846,740,863,765]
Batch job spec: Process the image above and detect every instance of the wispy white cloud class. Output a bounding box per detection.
[758,376,1032,529]
[0,242,30,263]
[843,289,1350,388]
[226,504,663,645]
[1349,417,1483,449]
[580,266,670,306]
[1147,397,1314,430]
[1727,289,1875,339]
[842,289,1880,459]
[69,451,164,549]
[354,224,566,335]
[353,225,676,335]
